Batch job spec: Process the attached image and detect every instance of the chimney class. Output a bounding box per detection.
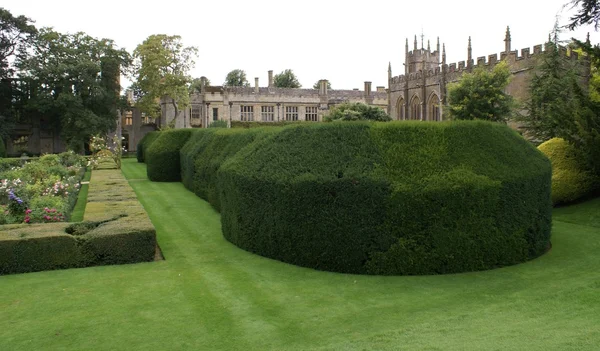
[255,77,259,93]
[268,70,273,88]
[364,81,372,96]
[319,79,328,95]
[200,76,207,93]
[376,86,386,92]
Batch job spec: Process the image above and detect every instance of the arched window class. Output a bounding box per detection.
[428,94,441,121]
[410,96,421,120]
[396,98,405,120]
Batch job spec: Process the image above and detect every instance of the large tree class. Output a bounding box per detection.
[16,28,131,151]
[274,69,301,88]
[0,8,37,139]
[313,80,331,90]
[189,77,211,93]
[446,60,515,123]
[223,69,248,87]
[133,34,197,127]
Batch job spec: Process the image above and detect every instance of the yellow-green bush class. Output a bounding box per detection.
[538,138,598,205]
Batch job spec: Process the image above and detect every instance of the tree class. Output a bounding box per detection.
[313,80,331,90]
[324,102,391,122]
[446,60,515,122]
[189,77,210,93]
[223,69,248,87]
[0,8,37,139]
[519,34,584,141]
[133,34,198,127]
[16,28,131,151]
[567,0,600,30]
[273,69,301,88]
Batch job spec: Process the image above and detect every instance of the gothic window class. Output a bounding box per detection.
[261,106,274,121]
[305,106,318,121]
[241,105,254,121]
[410,96,421,120]
[285,106,298,121]
[429,94,441,121]
[396,98,405,120]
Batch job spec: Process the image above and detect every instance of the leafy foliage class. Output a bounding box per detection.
[538,138,598,204]
[0,136,5,158]
[15,28,131,152]
[273,69,301,88]
[324,102,391,122]
[223,69,249,87]
[133,34,197,128]
[447,60,515,122]
[189,77,210,92]
[136,131,160,163]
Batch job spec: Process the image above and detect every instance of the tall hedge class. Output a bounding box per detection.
[0,136,5,158]
[136,131,161,163]
[538,138,599,205]
[180,128,273,211]
[146,129,194,182]
[216,121,552,275]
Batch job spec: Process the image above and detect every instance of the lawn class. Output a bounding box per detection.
[1,158,599,350]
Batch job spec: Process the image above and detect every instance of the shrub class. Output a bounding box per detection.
[180,128,273,211]
[217,121,552,275]
[538,138,598,205]
[324,102,391,122]
[136,131,161,163]
[146,129,194,182]
[231,120,307,129]
[209,120,228,128]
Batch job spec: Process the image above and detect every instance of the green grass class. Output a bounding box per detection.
[69,168,92,222]
[1,158,599,350]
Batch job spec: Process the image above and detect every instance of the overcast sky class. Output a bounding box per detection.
[5,0,600,90]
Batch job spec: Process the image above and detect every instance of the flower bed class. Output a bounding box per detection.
[0,152,87,225]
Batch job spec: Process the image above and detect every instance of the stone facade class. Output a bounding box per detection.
[388,27,589,121]
[161,71,388,128]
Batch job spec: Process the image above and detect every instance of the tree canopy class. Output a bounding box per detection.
[189,77,210,93]
[324,102,391,122]
[15,28,131,151]
[446,60,515,123]
[133,34,197,127]
[223,69,248,87]
[567,0,600,30]
[274,69,301,88]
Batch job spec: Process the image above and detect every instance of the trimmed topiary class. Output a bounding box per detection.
[217,121,552,275]
[180,128,274,211]
[136,131,161,163]
[146,129,194,182]
[538,138,598,205]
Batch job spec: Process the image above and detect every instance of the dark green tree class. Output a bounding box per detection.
[274,69,301,88]
[324,102,391,122]
[189,77,210,93]
[567,0,600,30]
[313,80,331,89]
[447,60,515,122]
[223,69,248,87]
[16,28,131,151]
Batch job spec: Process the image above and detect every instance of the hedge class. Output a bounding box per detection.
[180,128,274,211]
[0,168,156,275]
[231,120,309,129]
[0,136,5,158]
[136,131,161,163]
[215,121,552,275]
[146,129,194,182]
[538,138,599,205]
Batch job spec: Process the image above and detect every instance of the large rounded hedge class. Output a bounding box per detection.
[136,131,161,163]
[146,129,194,182]
[180,128,273,211]
[217,121,553,275]
[538,138,598,205]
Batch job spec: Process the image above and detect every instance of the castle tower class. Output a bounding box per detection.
[405,34,441,74]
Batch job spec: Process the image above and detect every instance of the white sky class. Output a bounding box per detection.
[4,0,600,90]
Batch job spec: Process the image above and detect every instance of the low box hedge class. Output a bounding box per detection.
[146,129,194,182]
[0,168,157,275]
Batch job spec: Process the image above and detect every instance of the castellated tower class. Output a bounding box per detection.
[406,35,441,74]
